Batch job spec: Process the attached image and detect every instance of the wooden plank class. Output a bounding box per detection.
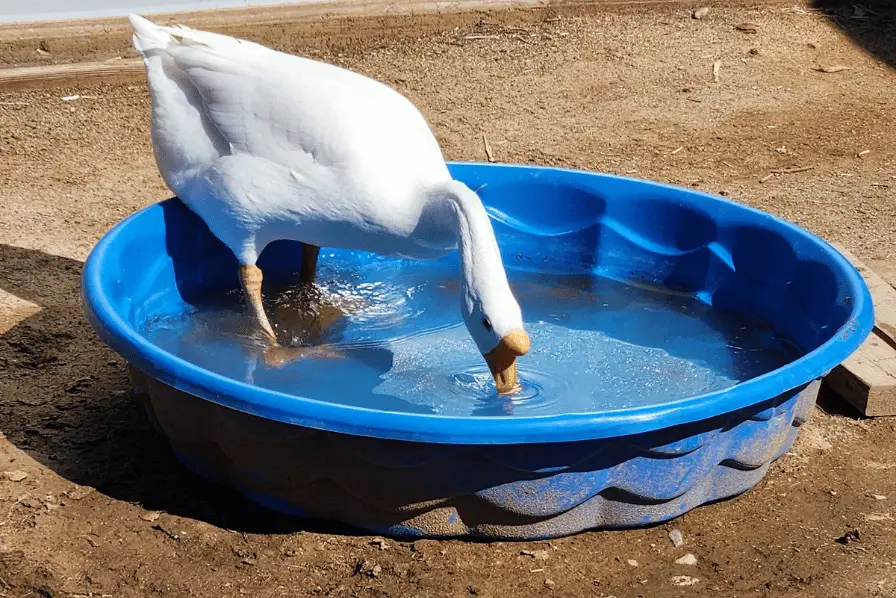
[0,59,144,90]
[868,258,896,292]
[833,244,896,346]
[823,244,896,416]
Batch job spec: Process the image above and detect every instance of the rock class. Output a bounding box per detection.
[65,486,94,501]
[139,511,161,522]
[672,575,700,586]
[544,579,555,588]
[675,553,698,566]
[3,470,29,482]
[627,559,639,567]
[692,7,710,19]
[19,496,41,509]
[369,538,389,550]
[669,529,684,548]
[872,494,887,500]
[354,559,381,578]
[835,529,860,544]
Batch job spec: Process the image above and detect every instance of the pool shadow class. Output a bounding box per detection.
[811,1,896,67]
[0,239,815,540]
[0,242,371,535]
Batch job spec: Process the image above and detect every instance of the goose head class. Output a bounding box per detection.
[461,280,530,394]
[439,180,530,394]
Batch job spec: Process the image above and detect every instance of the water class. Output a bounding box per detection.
[143,253,800,417]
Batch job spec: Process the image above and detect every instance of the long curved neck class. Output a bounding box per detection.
[437,181,509,307]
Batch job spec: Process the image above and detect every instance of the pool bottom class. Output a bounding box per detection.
[130,365,818,539]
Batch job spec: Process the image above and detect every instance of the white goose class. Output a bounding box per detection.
[129,14,530,394]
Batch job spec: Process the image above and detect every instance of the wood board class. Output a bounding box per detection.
[823,244,896,417]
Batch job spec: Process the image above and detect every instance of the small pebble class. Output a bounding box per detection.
[692,7,710,19]
[65,486,94,501]
[369,538,389,550]
[139,511,161,522]
[669,529,684,548]
[544,579,555,588]
[873,495,887,500]
[627,559,639,567]
[672,575,700,586]
[3,471,29,482]
[675,553,698,566]
[864,513,893,522]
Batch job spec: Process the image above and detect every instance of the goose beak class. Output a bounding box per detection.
[483,328,531,395]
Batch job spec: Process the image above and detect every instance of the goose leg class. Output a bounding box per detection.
[300,243,320,284]
[240,264,277,343]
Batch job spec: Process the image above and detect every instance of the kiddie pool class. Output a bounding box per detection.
[82,162,873,539]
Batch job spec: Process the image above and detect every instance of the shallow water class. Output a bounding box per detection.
[143,252,800,417]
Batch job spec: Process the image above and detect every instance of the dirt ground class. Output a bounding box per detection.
[1,2,896,597]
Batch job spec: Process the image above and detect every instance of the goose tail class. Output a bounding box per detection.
[129,14,174,61]
[127,13,229,198]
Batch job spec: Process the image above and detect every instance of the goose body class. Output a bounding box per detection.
[129,14,529,393]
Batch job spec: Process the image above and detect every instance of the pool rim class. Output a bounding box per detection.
[81,161,874,445]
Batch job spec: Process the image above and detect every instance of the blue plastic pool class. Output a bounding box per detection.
[82,162,873,539]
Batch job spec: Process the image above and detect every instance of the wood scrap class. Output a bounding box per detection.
[734,23,759,33]
[823,244,896,416]
[770,165,814,174]
[482,134,496,163]
[814,65,852,73]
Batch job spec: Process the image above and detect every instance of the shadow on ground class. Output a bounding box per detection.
[812,1,896,66]
[0,243,362,536]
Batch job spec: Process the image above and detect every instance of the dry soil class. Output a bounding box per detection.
[1,3,895,598]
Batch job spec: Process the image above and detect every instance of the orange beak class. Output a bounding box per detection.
[483,328,531,395]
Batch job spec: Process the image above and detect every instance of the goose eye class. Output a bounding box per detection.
[482,317,493,331]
